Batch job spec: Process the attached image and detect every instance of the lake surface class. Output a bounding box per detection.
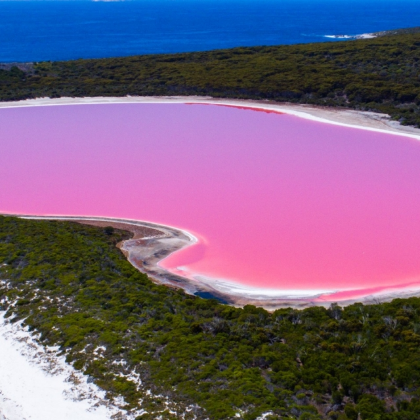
[1,0,420,62]
[2,103,420,300]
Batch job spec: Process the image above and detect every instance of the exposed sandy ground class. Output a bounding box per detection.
[0,308,146,420]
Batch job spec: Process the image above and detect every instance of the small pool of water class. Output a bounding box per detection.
[2,103,420,301]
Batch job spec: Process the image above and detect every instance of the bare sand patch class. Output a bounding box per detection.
[0,308,145,420]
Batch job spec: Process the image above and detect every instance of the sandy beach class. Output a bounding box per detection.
[3,96,420,309]
[0,308,145,420]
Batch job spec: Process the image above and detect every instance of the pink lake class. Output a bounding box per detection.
[2,103,420,301]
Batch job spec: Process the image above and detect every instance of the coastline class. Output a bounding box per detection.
[8,214,420,310]
[3,96,420,309]
[15,215,235,305]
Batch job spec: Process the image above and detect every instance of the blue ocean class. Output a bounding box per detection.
[1,0,420,63]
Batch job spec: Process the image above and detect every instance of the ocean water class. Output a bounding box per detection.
[2,103,420,301]
[1,0,420,63]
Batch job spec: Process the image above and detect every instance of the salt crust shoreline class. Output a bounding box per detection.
[2,96,420,309]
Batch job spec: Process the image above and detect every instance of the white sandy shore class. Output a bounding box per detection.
[0,310,144,420]
[1,95,420,141]
[195,274,420,307]
[194,275,336,299]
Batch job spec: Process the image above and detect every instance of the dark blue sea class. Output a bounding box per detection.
[1,0,420,63]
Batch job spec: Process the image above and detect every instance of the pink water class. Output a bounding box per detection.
[2,103,420,300]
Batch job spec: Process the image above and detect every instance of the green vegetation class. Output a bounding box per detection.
[2,32,420,127]
[374,27,420,37]
[1,216,420,419]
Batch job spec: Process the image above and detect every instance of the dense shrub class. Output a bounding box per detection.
[2,31,420,127]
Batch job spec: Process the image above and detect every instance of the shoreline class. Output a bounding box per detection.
[2,96,420,309]
[15,215,237,305]
[8,214,420,310]
[0,95,419,141]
